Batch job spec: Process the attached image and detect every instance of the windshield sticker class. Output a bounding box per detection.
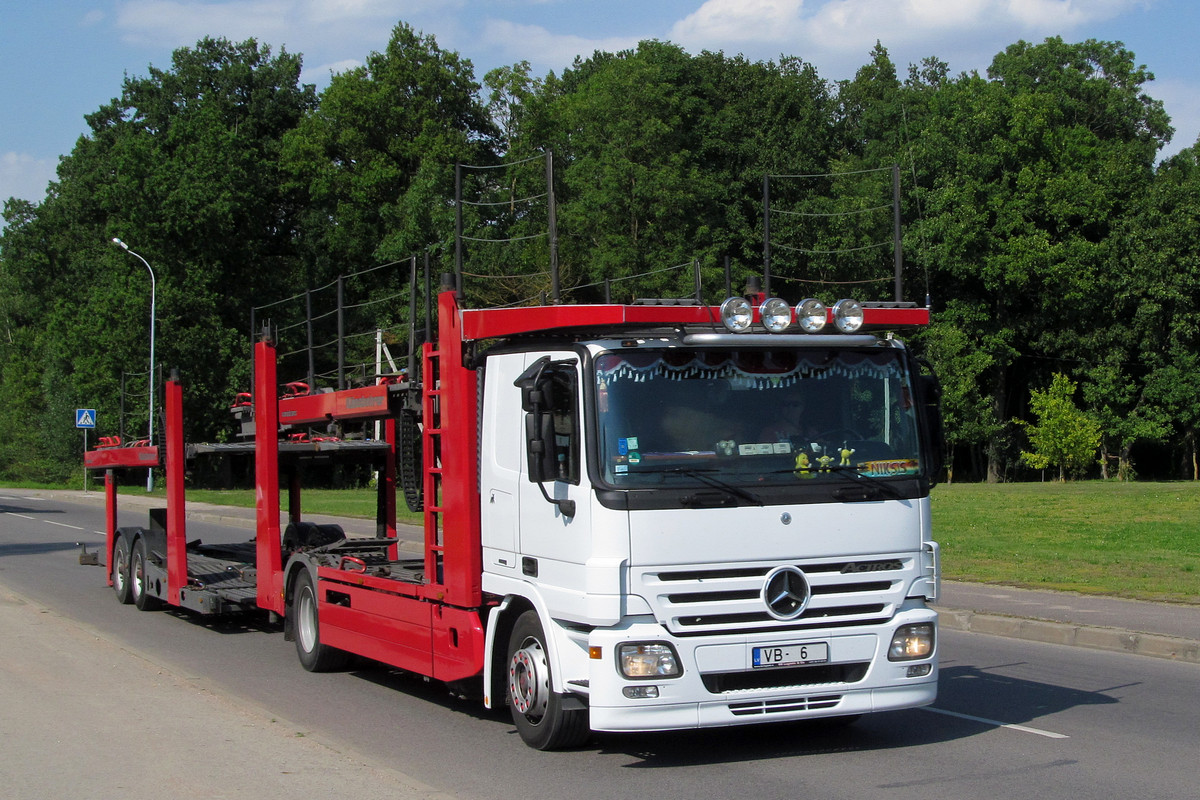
[861,459,920,477]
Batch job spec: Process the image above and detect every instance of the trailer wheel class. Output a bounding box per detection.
[112,535,133,605]
[293,570,348,672]
[130,537,162,611]
[506,610,589,750]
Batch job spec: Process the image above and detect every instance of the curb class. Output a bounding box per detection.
[937,607,1200,664]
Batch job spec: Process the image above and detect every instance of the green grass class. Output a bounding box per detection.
[932,481,1200,604]
[155,487,425,526]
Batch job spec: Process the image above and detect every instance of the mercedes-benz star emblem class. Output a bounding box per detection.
[762,565,811,620]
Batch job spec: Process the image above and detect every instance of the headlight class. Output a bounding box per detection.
[618,642,682,678]
[719,297,753,333]
[888,623,935,661]
[759,297,792,333]
[795,298,827,333]
[832,298,864,333]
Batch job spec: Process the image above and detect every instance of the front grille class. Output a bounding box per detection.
[638,556,915,636]
[728,694,843,717]
[702,662,868,693]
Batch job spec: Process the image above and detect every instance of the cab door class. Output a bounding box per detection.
[511,350,595,620]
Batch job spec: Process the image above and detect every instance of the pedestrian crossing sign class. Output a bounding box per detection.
[75,409,97,428]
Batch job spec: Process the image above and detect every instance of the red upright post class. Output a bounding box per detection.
[255,336,285,614]
[105,469,117,588]
[164,375,188,605]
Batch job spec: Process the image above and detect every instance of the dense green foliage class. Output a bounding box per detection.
[2,25,1198,483]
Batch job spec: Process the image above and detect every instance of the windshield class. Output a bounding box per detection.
[594,347,923,490]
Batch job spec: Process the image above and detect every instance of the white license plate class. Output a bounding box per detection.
[752,642,829,668]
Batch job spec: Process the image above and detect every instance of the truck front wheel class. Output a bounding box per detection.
[293,570,348,672]
[505,610,589,750]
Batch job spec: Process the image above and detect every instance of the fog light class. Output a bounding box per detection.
[888,623,934,661]
[622,685,661,699]
[720,297,753,332]
[618,642,681,678]
[906,663,932,678]
[832,298,864,333]
[795,298,827,333]
[759,297,792,333]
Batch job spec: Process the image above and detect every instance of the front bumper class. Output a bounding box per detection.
[584,606,938,733]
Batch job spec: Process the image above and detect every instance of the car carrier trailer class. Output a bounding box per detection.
[86,274,944,750]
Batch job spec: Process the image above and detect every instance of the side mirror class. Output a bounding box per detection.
[514,357,577,518]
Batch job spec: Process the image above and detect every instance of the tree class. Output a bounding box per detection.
[282,22,495,279]
[917,313,1000,482]
[910,38,1171,481]
[0,37,316,478]
[518,43,834,303]
[1017,373,1101,480]
[1117,140,1200,478]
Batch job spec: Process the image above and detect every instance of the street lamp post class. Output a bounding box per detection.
[112,237,156,492]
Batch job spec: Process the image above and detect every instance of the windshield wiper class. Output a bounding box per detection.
[658,467,765,507]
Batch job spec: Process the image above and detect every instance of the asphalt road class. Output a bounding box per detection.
[2,491,1198,800]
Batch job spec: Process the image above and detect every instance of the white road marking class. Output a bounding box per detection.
[44,520,84,531]
[923,706,1070,739]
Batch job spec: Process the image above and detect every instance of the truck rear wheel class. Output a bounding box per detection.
[293,570,348,672]
[112,535,133,605]
[506,610,589,750]
[130,537,161,611]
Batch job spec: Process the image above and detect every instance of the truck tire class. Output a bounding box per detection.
[130,537,162,611]
[506,610,589,750]
[112,534,133,605]
[292,570,349,672]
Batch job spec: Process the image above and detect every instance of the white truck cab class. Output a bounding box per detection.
[478,306,942,747]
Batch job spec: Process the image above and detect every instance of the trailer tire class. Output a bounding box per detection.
[131,537,162,611]
[293,570,349,672]
[506,610,589,750]
[112,534,133,605]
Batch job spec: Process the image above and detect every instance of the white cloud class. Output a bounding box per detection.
[481,19,642,71]
[1004,0,1143,28]
[115,0,295,47]
[670,0,805,44]
[111,1,454,55]
[1,152,57,205]
[668,0,1147,78]
[110,0,471,90]
[303,58,364,83]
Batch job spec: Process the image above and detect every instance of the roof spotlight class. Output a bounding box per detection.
[795,298,827,333]
[719,296,753,332]
[759,297,792,333]
[832,298,864,333]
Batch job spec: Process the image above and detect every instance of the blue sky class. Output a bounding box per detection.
[3,1,1198,207]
